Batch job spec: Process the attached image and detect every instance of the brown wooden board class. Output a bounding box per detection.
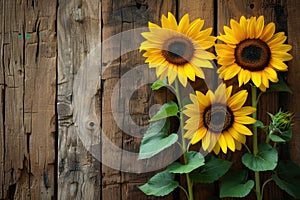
[0,0,56,199]
[0,0,299,199]
[57,0,102,199]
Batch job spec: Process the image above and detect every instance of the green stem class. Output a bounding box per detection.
[174,79,194,200]
[261,178,272,198]
[252,86,262,200]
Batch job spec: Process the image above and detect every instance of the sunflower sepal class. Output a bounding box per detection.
[139,169,179,197]
[167,151,205,174]
[149,101,179,122]
[220,169,254,198]
[241,142,278,171]
[190,155,232,184]
[253,120,268,131]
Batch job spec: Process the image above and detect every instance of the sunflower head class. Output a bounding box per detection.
[140,12,216,87]
[183,84,256,154]
[215,16,293,91]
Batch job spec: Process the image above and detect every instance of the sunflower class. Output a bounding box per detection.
[183,84,256,154]
[140,12,216,87]
[215,16,293,91]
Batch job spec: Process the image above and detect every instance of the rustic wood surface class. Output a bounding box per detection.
[0,0,56,199]
[0,0,299,199]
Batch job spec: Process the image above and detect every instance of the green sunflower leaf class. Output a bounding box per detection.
[190,155,232,183]
[138,120,178,159]
[268,74,292,93]
[139,170,179,196]
[242,143,278,171]
[167,151,205,174]
[272,160,300,199]
[151,79,168,90]
[220,169,254,198]
[149,101,178,122]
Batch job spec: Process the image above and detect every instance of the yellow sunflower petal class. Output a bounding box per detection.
[235,140,242,150]
[226,85,233,99]
[192,66,205,79]
[235,116,256,124]
[230,18,246,41]
[228,90,248,111]
[202,133,211,151]
[264,67,278,82]
[218,134,228,153]
[228,127,246,143]
[233,123,253,135]
[196,91,211,107]
[187,19,204,37]
[213,143,221,154]
[255,16,265,38]
[190,127,207,144]
[161,13,177,30]
[167,65,177,84]
[268,32,286,46]
[251,71,262,87]
[223,131,235,152]
[272,52,293,61]
[234,106,256,116]
[178,14,190,33]
[270,58,288,71]
[260,22,275,41]
[222,64,241,80]
[184,63,196,81]
[178,67,188,87]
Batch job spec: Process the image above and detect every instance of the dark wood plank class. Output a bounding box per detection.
[101,0,177,199]
[217,0,290,199]
[177,1,217,199]
[286,0,300,166]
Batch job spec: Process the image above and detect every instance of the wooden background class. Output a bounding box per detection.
[0,0,300,199]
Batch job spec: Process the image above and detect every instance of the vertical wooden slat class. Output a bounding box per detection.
[101,0,176,199]
[287,0,300,166]
[217,0,290,199]
[57,0,102,199]
[177,1,217,199]
[0,0,56,199]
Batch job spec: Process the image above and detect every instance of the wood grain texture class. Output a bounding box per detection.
[217,0,290,199]
[101,0,176,199]
[57,0,102,199]
[178,1,217,199]
[0,0,56,199]
[287,0,300,166]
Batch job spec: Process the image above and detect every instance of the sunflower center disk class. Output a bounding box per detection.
[162,37,194,65]
[235,39,271,71]
[203,104,233,134]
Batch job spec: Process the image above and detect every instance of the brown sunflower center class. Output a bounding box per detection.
[203,104,233,134]
[162,37,194,65]
[235,39,271,71]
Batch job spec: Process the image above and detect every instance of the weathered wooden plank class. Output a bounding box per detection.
[0,0,56,199]
[57,0,102,199]
[177,1,216,199]
[101,0,177,199]
[217,0,290,199]
[287,0,300,166]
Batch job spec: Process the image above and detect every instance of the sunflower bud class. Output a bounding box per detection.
[268,110,293,142]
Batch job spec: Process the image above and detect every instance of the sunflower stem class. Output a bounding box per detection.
[174,79,194,200]
[252,86,262,200]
